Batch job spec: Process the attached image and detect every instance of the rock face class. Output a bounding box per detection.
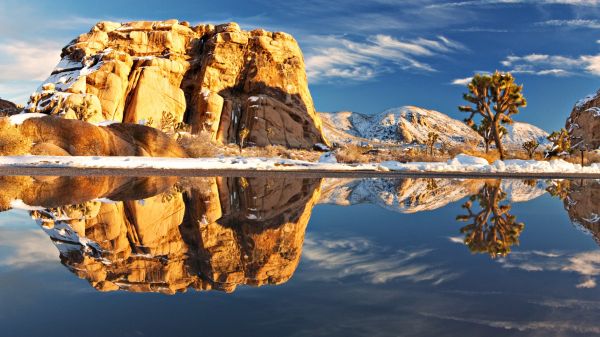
[567,90,600,150]
[3,175,321,294]
[0,98,19,116]
[0,115,187,157]
[320,107,548,148]
[26,20,327,149]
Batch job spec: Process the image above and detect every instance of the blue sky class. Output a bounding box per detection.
[1,0,600,131]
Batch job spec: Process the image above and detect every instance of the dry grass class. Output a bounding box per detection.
[177,132,600,167]
[177,132,321,161]
[0,120,31,155]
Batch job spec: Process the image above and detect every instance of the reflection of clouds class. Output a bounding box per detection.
[418,312,600,334]
[0,227,58,268]
[302,234,459,285]
[498,250,600,289]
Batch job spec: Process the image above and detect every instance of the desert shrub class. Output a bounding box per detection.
[0,121,31,155]
[178,131,219,158]
[334,144,373,164]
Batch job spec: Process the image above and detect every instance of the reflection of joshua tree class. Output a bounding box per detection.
[456,181,524,258]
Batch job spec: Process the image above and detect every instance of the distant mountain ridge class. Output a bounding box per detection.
[319,106,549,148]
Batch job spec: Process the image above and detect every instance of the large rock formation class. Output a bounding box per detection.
[566,90,600,150]
[2,175,321,294]
[0,115,187,157]
[26,20,327,149]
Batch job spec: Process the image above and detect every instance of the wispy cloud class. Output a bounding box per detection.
[0,40,61,82]
[304,34,465,82]
[536,19,600,29]
[302,234,459,285]
[501,52,600,76]
[428,0,600,8]
[498,250,600,289]
[0,226,58,268]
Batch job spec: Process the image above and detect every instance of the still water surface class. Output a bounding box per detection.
[0,176,598,336]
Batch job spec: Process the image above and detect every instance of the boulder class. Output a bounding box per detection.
[567,90,600,150]
[0,115,187,157]
[0,98,19,116]
[26,19,328,148]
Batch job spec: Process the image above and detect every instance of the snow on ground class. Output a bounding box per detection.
[8,113,47,125]
[0,154,598,175]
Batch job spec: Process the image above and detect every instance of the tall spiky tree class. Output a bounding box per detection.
[459,71,527,160]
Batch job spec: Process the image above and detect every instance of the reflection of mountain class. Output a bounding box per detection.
[319,178,546,213]
[3,176,321,294]
[556,180,600,243]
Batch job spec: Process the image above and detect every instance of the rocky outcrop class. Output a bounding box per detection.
[25,20,327,149]
[567,90,600,150]
[3,175,321,294]
[0,98,19,116]
[0,115,187,157]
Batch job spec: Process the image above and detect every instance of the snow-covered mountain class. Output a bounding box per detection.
[319,106,549,148]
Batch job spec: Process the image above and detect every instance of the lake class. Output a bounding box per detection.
[0,175,598,336]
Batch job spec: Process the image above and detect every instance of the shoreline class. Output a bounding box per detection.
[0,155,598,179]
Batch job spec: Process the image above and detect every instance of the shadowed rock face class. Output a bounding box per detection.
[0,115,188,157]
[3,175,321,294]
[25,20,327,148]
[567,91,600,150]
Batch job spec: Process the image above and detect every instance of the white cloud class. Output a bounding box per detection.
[450,77,473,85]
[304,34,465,82]
[501,52,600,76]
[537,19,600,29]
[302,234,459,285]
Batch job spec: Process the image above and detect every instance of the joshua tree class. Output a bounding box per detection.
[425,132,439,155]
[546,128,571,158]
[459,71,527,160]
[456,180,525,258]
[522,139,540,159]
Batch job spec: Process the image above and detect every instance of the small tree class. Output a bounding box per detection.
[546,129,571,157]
[522,139,540,159]
[425,132,439,155]
[472,118,506,153]
[238,127,250,153]
[459,71,527,160]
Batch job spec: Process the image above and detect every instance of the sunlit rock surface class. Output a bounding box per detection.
[25,20,327,148]
[3,175,321,294]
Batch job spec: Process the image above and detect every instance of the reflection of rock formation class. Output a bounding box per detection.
[7,176,320,294]
[550,180,600,243]
[319,178,546,213]
[456,180,525,258]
